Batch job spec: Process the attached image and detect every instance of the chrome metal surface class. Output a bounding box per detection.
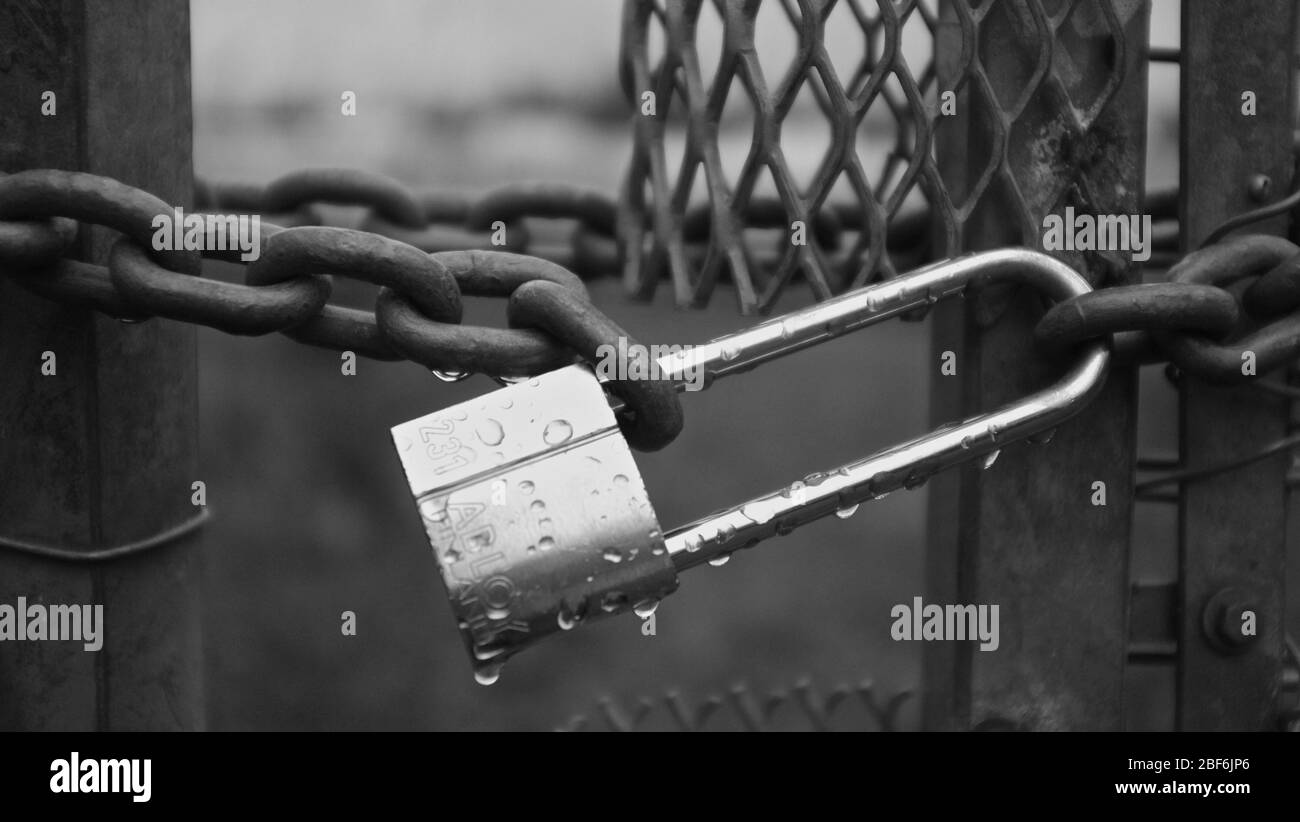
[662,249,1109,569]
[391,365,678,681]
[631,249,1104,397]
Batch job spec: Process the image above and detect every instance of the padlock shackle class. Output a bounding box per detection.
[627,249,1094,393]
[660,248,1110,571]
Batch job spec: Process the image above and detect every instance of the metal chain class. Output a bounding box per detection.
[5,164,1300,455]
[195,169,625,279]
[0,168,684,451]
[1035,234,1300,381]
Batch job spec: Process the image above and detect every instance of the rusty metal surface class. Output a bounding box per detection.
[198,172,620,278]
[925,0,1147,730]
[1032,236,1300,381]
[0,0,201,730]
[1176,0,1293,731]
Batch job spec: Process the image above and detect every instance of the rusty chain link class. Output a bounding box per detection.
[0,168,684,450]
[196,169,623,278]
[1034,235,1300,384]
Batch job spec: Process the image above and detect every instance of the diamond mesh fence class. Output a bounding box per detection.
[618,0,1131,314]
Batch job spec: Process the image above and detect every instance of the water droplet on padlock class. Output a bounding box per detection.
[530,500,546,513]
[466,532,491,551]
[473,645,505,661]
[556,608,577,631]
[451,409,468,421]
[959,435,975,450]
[782,480,806,499]
[981,449,1001,470]
[432,369,469,383]
[519,480,535,495]
[740,502,774,524]
[1028,427,1056,445]
[538,518,552,529]
[485,605,509,620]
[420,499,449,523]
[538,536,556,551]
[684,533,704,552]
[474,665,502,686]
[475,418,505,446]
[444,546,462,562]
[501,399,514,410]
[708,553,731,567]
[633,599,659,618]
[835,504,860,519]
[613,474,629,487]
[525,544,536,553]
[528,378,540,387]
[804,471,828,486]
[721,343,740,362]
[602,547,623,563]
[987,423,1002,442]
[600,592,627,613]
[542,419,573,445]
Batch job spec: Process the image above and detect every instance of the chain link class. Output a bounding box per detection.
[1035,235,1300,383]
[196,169,621,276]
[0,168,684,451]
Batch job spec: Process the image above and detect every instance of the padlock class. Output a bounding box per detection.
[391,249,1110,683]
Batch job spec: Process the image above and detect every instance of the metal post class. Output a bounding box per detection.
[0,0,201,730]
[1176,0,1293,730]
[925,0,1148,730]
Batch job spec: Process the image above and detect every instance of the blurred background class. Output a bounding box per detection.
[189,0,1187,730]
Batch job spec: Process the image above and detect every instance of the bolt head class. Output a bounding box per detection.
[1201,587,1260,653]
[1216,600,1257,647]
[1248,174,1274,202]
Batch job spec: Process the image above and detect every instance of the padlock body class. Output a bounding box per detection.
[391,365,678,676]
